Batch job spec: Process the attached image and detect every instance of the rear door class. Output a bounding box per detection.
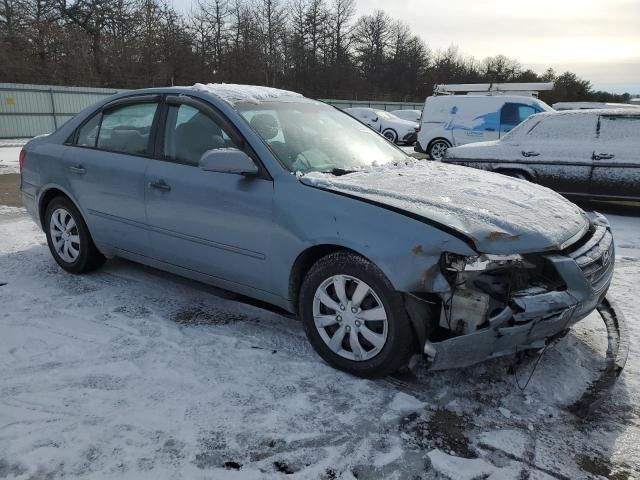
[144,95,275,292]
[63,95,159,253]
[590,113,640,200]
[513,114,597,195]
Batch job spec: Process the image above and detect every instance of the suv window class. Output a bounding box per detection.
[599,115,640,141]
[501,103,537,126]
[163,103,241,166]
[96,102,158,155]
[527,114,597,140]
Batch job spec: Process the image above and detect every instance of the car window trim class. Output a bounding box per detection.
[67,94,162,159]
[158,94,272,180]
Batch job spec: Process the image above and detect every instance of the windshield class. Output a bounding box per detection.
[237,101,408,174]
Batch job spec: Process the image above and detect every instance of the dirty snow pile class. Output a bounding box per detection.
[192,83,303,106]
[0,208,639,479]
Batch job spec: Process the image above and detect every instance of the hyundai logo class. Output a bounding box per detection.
[602,249,611,267]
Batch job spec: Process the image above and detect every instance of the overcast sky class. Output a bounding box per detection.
[354,0,639,94]
[171,0,639,94]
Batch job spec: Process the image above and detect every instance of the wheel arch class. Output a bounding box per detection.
[288,244,379,315]
[427,137,452,150]
[492,165,536,182]
[38,186,82,228]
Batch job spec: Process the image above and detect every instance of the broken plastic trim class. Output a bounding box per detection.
[568,297,629,418]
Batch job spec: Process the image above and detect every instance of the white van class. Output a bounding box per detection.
[416,95,553,159]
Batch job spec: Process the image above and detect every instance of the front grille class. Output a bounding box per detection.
[564,225,614,292]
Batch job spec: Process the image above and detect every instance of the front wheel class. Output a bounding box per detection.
[383,129,398,144]
[299,252,415,378]
[45,196,105,274]
[428,139,451,160]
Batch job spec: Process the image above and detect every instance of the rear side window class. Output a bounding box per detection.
[163,104,240,166]
[76,113,101,147]
[527,114,597,140]
[501,103,537,125]
[599,116,640,141]
[96,102,158,155]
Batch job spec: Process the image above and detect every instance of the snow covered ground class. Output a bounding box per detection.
[0,145,23,175]
[0,203,639,479]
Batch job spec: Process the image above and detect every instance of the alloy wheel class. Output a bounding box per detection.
[49,208,81,263]
[312,274,389,361]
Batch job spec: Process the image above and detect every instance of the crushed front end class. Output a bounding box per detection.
[422,213,617,371]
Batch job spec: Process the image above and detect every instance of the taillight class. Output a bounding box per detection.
[417,111,424,132]
[19,149,26,171]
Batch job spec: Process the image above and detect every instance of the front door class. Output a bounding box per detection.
[515,113,597,196]
[63,97,159,254]
[590,114,640,200]
[145,97,275,293]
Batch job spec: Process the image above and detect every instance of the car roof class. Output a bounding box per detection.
[534,108,640,119]
[105,84,309,108]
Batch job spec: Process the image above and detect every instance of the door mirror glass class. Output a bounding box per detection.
[199,148,259,176]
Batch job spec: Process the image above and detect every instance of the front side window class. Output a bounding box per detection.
[527,114,597,141]
[97,102,158,155]
[238,101,407,174]
[163,104,241,166]
[501,103,537,126]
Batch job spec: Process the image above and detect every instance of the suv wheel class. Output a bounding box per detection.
[45,196,105,274]
[299,252,414,378]
[428,139,450,160]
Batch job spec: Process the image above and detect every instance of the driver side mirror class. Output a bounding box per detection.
[199,148,259,177]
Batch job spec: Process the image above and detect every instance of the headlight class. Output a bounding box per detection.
[441,252,532,272]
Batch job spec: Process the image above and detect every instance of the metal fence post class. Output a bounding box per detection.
[49,88,58,129]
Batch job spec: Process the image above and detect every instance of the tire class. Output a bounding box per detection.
[382,129,398,144]
[428,139,451,160]
[44,196,105,274]
[498,170,531,182]
[299,252,415,378]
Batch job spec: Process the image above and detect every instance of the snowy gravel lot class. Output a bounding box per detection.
[0,175,639,478]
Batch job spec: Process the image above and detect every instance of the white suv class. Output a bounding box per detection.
[344,108,418,145]
[416,95,553,159]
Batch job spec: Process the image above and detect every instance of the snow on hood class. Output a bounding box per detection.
[191,83,303,105]
[300,162,588,254]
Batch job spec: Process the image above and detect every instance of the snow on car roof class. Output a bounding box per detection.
[537,108,640,117]
[191,83,303,105]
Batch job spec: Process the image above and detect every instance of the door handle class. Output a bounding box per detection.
[593,153,615,160]
[149,180,171,192]
[69,164,86,175]
[485,128,496,132]
[521,151,540,158]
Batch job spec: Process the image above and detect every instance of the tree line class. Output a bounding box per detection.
[0,0,632,104]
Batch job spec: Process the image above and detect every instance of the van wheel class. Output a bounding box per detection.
[428,139,451,160]
[44,196,105,274]
[382,129,398,144]
[299,252,415,378]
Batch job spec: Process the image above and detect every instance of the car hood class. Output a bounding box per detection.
[299,162,588,254]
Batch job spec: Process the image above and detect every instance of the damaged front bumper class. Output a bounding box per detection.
[422,223,619,371]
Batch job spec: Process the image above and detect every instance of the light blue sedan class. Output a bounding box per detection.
[19,84,616,378]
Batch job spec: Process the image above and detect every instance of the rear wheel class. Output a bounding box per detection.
[428,139,451,160]
[45,196,105,274]
[299,252,415,378]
